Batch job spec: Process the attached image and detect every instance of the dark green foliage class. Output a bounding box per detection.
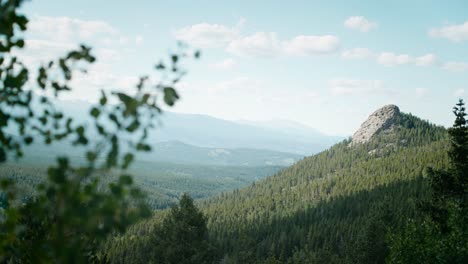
[0,161,282,210]
[195,112,448,263]
[103,112,450,263]
[151,194,217,263]
[105,194,217,264]
[388,100,468,263]
[0,0,199,262]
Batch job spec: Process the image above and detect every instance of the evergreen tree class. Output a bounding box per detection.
[448,99,468,199]
[151,194,216,264]
[388,100,468,263]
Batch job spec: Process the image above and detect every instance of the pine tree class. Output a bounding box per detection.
[448,99,468,198]
[151,193,216,264]
[388,100,468,263]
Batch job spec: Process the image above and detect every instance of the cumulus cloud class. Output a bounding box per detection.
[18,15,135,66]
[283,35,340,56]
[174,21,340,57]
[28,16,119,43]
[377,52,412,66]
[414,54,438,66]
[328,79,392,96]
[14,15,143,102]
[211,58,236,70]
[174,22,239,48]
[341,48,374,59]
[429,21,468,42]
[341,48,439,68]
[376,52,439,67]
[227,32,282,57]
[442,61,468,72]
[344,16,378,32]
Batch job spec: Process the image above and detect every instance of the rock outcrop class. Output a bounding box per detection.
[351,105,400,145]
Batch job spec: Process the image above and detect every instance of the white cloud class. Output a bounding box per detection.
[57,63,139,102]
[28,16,119,43]
[414,54,438,66]
[442,61,468,72]
[454,89,465,97]
[377,52,412,66]
[174,22,239,48]
[329,78,392,96]
[429,21,468,42]
[344,16,378,32]
[227,32,282,57]
[283,35,340,56]
[18,16,131,66]
[342,50,438,67]
[211,58,236,70]
[174,21,339,57]
[226,33,340,57]
[341,48,374,59]
[14,15,141,103]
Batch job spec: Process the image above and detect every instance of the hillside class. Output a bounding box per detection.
[200,105,448,263]
[104,105,450,263]
[0,160,283,210]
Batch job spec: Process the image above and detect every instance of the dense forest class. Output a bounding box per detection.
[1,1,467,263]
[103,110,466,263]
[0,161,282,209]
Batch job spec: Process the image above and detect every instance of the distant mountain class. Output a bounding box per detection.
[149,112,341,155]
[236,119,341,143]
[138,140,303,166]
[51,100,342,155]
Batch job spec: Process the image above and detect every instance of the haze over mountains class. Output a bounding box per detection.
[149,112,342,155]
[44,100,342,166]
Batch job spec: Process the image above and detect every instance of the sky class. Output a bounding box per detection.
[18,0,468,136]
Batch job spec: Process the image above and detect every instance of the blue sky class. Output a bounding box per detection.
[19,0,468,135]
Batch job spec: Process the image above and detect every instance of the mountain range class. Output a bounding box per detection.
[54,100,343,156]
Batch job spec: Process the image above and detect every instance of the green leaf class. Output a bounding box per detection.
[86,151,97,162]
[126,120,139,132]
[0,148,6,163]
[100,91,107,106]
[90,107,100,118]
[122,153,134,169]
[136,143,151,152]
[23,136,33,145]
[119,174,133,185]
[163,87,179,106]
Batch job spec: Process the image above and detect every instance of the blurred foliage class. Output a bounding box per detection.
[0,0,199,262]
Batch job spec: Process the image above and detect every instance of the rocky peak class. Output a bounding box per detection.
[351,104,400,145]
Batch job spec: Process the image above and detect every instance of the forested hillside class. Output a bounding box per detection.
[0,161,282,209]
[104,108,451,263]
